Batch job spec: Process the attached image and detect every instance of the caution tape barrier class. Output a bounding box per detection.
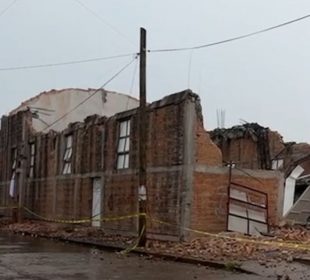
[1,205,310,251]
[23,207,146,225]
[23,206,146,255]
[150,218,310,252]
[120,225,146,255]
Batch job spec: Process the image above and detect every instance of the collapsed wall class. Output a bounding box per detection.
[210,123,285,170]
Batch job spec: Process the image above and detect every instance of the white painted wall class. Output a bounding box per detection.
[283,165,304,216]
[10,88,139,132]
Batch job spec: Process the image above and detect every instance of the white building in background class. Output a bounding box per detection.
[10,88,139,132]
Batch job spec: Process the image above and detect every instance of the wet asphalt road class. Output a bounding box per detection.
[0,233,272,280]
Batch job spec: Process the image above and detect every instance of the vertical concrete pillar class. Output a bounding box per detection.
[52,136,60,218]
[180,99,196,240]
[73,178,80,219]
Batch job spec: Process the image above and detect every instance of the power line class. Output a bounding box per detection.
[129,57,138,94]
[0,0,17,19]
[125,58,139,110]
[0,53,136,72]
[43,55,138,131]
[149,14,310,53]
[187,50,194,88]
[233,166,264,185]
[74,0,136,48]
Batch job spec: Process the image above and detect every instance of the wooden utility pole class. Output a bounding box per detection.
[138,27,147,246]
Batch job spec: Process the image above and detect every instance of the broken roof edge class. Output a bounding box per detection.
[9,88,140,116]
[112,89,200,118]
[148,89,198,109]
[33,89,200,135]
[285,153,310,177]
[209,122,286,143]
[210,122,268,136]
[31,113,107,137]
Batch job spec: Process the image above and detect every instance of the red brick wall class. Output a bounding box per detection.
[210,127,286,170]
[24,176,93,222]
[147,171,183,237]
[102,94,190,236]
[103,173,138,232]
[147,104,185,167]
[195,118,222,166]
[0,91,285,241]
[268,131,285,160]
[191,168,283,233]
[0,111,32,182]
[15,91,197,238]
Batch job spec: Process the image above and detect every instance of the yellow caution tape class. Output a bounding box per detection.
[2,205,309,252]
[120,225,146,255]
[23,206,146,225]
[150,218,310,251]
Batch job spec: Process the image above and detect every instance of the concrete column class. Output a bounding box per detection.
[180,99,196,240]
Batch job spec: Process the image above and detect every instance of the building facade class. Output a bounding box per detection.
[210,124,310,225]
[0,90,284,239]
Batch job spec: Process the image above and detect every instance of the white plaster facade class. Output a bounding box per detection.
[10,88,139,132]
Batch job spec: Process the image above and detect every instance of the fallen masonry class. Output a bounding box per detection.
[2,220,310,264]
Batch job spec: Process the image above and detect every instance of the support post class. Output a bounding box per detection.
[138,27,147,246]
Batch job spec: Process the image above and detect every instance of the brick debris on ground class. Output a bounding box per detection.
[1,220,135,248]
[2,219,310,265]
[146,230,310,263]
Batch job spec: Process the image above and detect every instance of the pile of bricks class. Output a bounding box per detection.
[146,228,310,263]
[1,219,310,264]
[3,220,134,246]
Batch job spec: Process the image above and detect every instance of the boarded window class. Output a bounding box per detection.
[63,135,73,174]
[117,120,130,169]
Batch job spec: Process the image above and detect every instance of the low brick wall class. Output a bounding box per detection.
[191,166,284,234]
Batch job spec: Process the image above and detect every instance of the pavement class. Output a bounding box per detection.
[241,260,310,280]
[0,232,271,280]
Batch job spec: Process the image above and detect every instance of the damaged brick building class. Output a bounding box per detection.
[210,123,286,170]
[0,89,284,239]
[210,123,310,226]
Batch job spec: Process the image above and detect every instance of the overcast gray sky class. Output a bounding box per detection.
[0,0,310,142]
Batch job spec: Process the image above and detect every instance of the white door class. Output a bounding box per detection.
[92,178,102,227]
